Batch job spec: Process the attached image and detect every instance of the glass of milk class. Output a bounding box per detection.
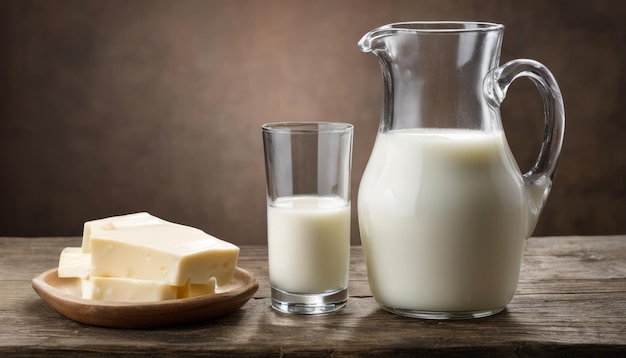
[262,122,353,314]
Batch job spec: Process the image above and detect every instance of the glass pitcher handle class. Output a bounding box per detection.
[484,59,565,220]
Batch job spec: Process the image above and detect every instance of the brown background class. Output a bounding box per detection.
[1,0,624,245]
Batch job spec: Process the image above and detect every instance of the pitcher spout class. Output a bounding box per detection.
[358,26,394,53]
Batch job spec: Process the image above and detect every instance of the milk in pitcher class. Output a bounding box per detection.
[358,128,530,313]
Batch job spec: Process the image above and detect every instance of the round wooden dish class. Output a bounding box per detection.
[32,267,258,328]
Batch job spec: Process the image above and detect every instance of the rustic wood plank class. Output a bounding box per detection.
[1,236,625,356]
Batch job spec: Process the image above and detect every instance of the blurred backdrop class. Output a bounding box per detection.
[1,0,625,244]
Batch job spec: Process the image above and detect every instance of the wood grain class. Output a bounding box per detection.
[1,236,625,356]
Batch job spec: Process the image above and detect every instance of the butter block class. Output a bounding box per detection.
[57,212,239,302]
[88,221,239,286]
[58,247,90,278]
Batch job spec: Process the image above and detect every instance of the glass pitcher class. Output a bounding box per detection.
[357,22,565,319]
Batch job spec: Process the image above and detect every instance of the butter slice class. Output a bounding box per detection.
[86,213,239,286]
[81,276,217,302]
[58,247,90,278]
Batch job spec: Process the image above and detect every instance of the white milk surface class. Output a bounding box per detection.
[268,195,350,294]
[358,128,530,312]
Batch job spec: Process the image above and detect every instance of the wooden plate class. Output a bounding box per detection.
[32,267,258,328]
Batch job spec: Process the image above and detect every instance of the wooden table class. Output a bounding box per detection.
[1,236,625,356]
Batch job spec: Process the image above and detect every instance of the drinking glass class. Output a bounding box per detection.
[262,122,353,314]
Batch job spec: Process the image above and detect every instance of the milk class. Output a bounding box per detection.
[268,195,350,294]
[358,129,530,312]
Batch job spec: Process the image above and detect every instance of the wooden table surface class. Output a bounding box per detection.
[1,235,625,356]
